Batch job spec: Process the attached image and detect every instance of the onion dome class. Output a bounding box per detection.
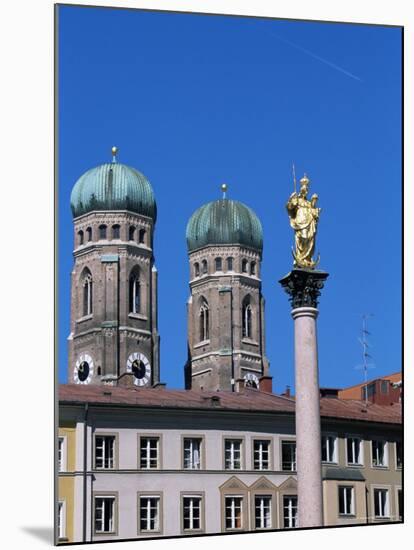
[70,147,156,221]
[186,188,263,252]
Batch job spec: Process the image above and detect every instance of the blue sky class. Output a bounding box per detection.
[58,5,402,393]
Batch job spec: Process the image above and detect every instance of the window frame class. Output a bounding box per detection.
[253,494,273,530]
[98,224,107,240]
[112,224,120,240]
[346,435,364,467]
[224,495,245,531]
[226,257,233,271]
[182,435,205,470]
[93,493,118,536]
[395,440,402,470]
[280,439,297,472]
[252,438,273,471]
[58,500,66,540]
[58,435,67,473]
[137,492,163,535]
[93,432,118,470]
[180,492,205,534]
[282,494,298,529]
[321,433,338,464]
[396,487,403,521]
[371,439,389,469]
[223,437,245,470]
[137,434,162,470]
[372,486,390,520]
[338,485,355,516]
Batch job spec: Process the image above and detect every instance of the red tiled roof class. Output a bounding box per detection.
[59,384,401,425]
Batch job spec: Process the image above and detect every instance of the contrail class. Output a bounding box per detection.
[269,31,363,82]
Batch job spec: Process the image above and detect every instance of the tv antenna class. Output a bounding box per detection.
[355,314,375,406]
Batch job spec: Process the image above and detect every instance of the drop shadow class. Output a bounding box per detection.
[21,526,54,544]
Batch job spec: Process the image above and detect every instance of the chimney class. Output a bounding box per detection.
[259,375,273,393]
[281,385,291,397]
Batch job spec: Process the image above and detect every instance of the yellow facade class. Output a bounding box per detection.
[58,425,76,543]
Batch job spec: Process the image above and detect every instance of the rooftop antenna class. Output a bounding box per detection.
[355,314,375,406]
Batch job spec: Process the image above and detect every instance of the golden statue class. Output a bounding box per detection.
[286,173,320,269]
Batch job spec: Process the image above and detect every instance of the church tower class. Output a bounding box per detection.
[184,185,270,391]
[67,148,160,387]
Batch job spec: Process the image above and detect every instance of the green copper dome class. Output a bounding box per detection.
[186,199,263,252]
[70,162,156,221]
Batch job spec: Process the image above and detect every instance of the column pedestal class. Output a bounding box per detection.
[279,268,329,528]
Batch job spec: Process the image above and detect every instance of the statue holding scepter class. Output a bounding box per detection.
[286,172,321,269]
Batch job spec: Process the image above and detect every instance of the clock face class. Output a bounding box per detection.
[126,352,151,387]
[74,353,94,384]
[244,372,259,389]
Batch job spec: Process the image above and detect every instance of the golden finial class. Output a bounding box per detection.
[300,173,310,186]
[111,146,118,163]
[221,183,228,199]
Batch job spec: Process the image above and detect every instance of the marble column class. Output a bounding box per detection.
[279,268,329,528]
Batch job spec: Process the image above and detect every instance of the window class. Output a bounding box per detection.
[215,257,222,271]
[58,437,65,472]
[58,501,65,539]
[199,299,209,341]
[129,269,140,314]
[253,439,270,470]
[321,435,337,463]
[381,380,389,394]
[283,495,297,528]
[183,438,202,469]
[372,440,388,467]
[99,224,107,239]
[242,298,252,339]
[139,228,146,244]
[94,496,115,534]
[140,437,159,469]
[129,226,136,240]
[182,496,202,531]
[250,262,256,275]
[194,262,200,277]
[112,224,120,239]
[225,496,243,530]
[254,495,272,529]
[224,439,242,470]
[82,272,93,316]
[347,437,363,466]
[227,257,233,271]
[86,227,92,241]
[139,496,161,532]
[398,489,403,521]
[202,259,208,274]
[338,486,355,515]
[242,259,248,273]
[374,488,389,518]
[78,230,84,246]
[95,435,116,469]
[281,441,296,471]
[395,441,402,469]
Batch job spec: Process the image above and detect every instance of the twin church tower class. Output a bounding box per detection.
[68,149,270,391]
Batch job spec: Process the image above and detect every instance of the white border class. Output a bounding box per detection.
[2,1,411,549]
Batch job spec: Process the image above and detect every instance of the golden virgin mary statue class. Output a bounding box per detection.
[286,174,320,269]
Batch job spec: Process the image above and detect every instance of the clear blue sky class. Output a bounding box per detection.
[58,6,402,393]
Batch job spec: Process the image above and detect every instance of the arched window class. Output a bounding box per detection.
[227,257,233,271]
[86,227,92,242]
[78,230,84,246]
[242,297,252,339]
[215,257,222,271]
[129,268,140,314]
[194,262,200,277]
[82,271,93,316]
[112,224,120,239]
[202,260,208,274]
[251,262,256,276]
[129,226,136,241]
[139,229,146,244]
[199,299,209,341]
[99,225,107,240]
[97,366,101,376]
[242,259,248,273]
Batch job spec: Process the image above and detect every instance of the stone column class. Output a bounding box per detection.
[279,268,328,528]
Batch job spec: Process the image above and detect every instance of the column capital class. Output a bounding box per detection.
[279,268,329,309]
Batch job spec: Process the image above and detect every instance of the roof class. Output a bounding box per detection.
[339,372,402,392]
[70,162,157,220]
[186,199,263,252]
[59,385,401,425]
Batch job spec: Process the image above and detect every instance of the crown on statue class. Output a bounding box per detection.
[300,174,310,186]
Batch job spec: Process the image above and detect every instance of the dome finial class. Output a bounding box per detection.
[111,146,118,163]
[221,183,228,199]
